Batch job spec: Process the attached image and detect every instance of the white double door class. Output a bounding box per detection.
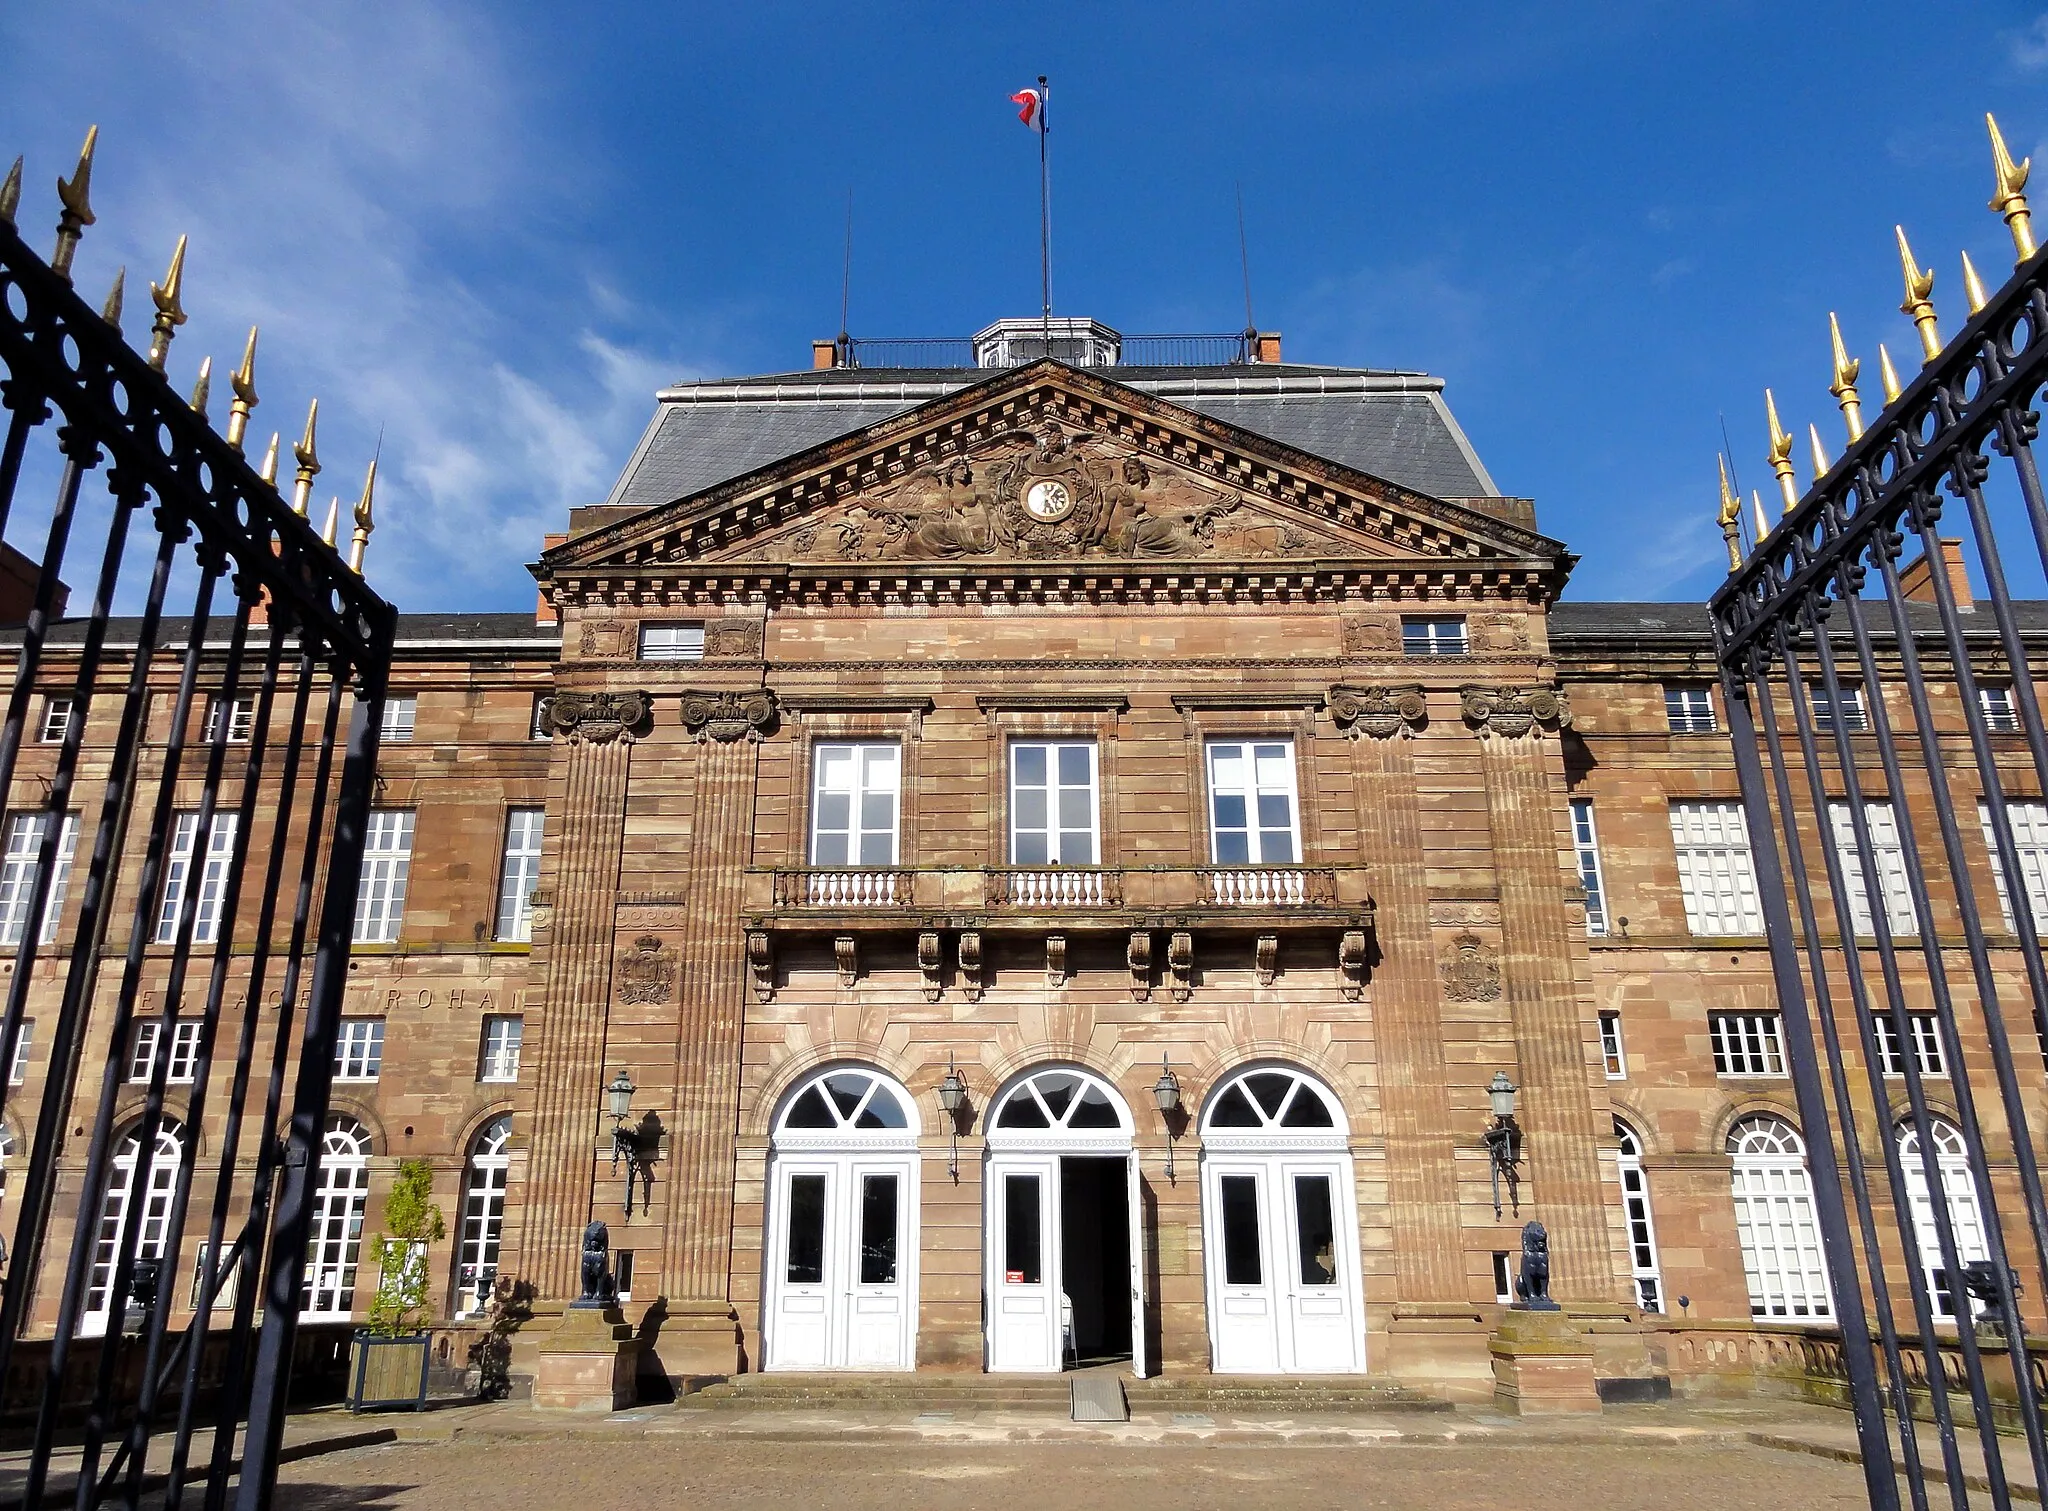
[984,1152,1147,1375]
[765,1153,917,1370]
[1202,1154,1364,1373]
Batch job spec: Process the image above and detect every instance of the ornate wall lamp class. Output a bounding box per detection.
[1152,1057,1184,1183]
[1483,1070,1524,1221]
[936,1055,970,1181]
[607,1069,653,1216]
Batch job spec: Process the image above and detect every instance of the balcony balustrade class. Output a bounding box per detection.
[774,868,912,908]
[756,863,1357,923]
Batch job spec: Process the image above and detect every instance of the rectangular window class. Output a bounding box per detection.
[1569,797,1609,937]
[379,696,417,743]
[190,1241,237,1311]
[1664,686,1717,733]
[1009,742,1099,866]
[478,1015,523,1082]
[157,812,238,945]
[352,810,414,944]
[1205,741,1301,865]
[39,696,74,745]
[202,696,254,745]
[1218,1174,1263,1286]
[1293,1174,1338,1287]
[809,744,901,867]
[1874,1012,1947,1078]
[613,1250,635,1303]
[1492,1251,1514,1304]
[334,1019,385,1081]
[638,623,705,661]
[1668,801,1763,937]
[1401,616,1468,656]
[1808,683,1868,734]
[495,808,544,942]
[1710,1011,1787,1076]
[8,1018,31,1085]
[1828,800,1918,938]
[859,1173,899,1286]
[0,811,78,947]
[785,1174,826,1285]
[1003,1173,1042,1284]
[1981,800,2048,934]
[130,1020,203,1084]
[1980,685,2021,733]
[1600,1011,1626,1079]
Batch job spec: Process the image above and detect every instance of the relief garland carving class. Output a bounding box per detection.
[1459,684,1572,738]
[1328,683,1427,739]
[542,691,653,745]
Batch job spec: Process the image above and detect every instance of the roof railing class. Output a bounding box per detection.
[838,331,1255,370]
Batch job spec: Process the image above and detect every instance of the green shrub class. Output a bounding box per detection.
[366,1158,446,1337]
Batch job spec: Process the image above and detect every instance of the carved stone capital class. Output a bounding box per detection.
[542,690,653,745]
[1458,684,1571,739]
[1329,683,1427,739]
[679,688,778,743]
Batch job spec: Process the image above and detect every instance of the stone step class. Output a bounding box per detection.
[1127,1375,1446,1411]
[694,1372,1075,1409]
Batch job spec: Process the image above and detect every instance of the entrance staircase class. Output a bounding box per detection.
[693,1371,1442,1418]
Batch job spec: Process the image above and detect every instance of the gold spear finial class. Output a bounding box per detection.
[188,356,212,419]
[0,157,22,229]
[1718,455,1743,572]
[100,266,124,331]
[1808,423,1832,480]
[50,126,97,281]
[1752,489,1770,545]
[226,326,259,454]
[321,496,340,548]
[1765,388,1799,514]
[348,451,377,573]
[145,235,188,372]
[1879,342,1903,403]
[1828,313,1865,441]
[1961,250,1990,314]
[258,431,280,486]
[1896,225,1941,361]
[290,398,320,516]
[1988,112,2036,263]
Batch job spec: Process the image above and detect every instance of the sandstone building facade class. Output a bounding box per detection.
[6,321,2041,1399]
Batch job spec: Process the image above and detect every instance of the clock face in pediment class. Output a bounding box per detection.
[1023,479,1075,523]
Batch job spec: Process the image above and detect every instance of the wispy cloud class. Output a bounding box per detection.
[2008,15,2048,71]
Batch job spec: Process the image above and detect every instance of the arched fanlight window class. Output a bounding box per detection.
[1200,1066,1342,1134]
[1612,1116,1664,1312]
[305,1116,371,1319]
[85,1120,185,1325]
[456,1115,513,1319]
[776,1067,917,1136]
[1726,1113,1830,1320]
[1898,1116,1989,1317]
[990,1067,1131,1133]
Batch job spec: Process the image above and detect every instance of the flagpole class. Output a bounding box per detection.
[1038,74,1051,356]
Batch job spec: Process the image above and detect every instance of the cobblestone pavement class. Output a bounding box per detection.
[275,1437,1874,1511]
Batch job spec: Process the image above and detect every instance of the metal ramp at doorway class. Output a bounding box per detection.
[1068,1370,1129,1422]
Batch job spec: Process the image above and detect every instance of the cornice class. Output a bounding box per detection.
[975,692,1130,714]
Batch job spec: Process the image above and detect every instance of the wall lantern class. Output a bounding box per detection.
[607,1068,651,1216]
[1483,1069,1524,1221]
[936,1055,970,1181]
[1152,1056,1184,1183]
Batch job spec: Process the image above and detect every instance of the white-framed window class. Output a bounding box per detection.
[1980,799,2048,934]
[1492,1251,1514,1304]
[1809,683,1868,734]
[638,622,705,661]
[1599,1011,1626,1079]
[39,696,74,745]
[1569,797,1609,936]
[1668,801,1763,936]
[454,1116,512,1320]
[1009,741,1099,866]
[531,693,551,741]
[303,1117,371,1319]
[130,1020,204,1084]
[1205,741,1301,865]
[334,1019,385,1081]
[0,811,78,947]
[495,808,544,942]
[1899,1117,1989,1318]
[614,1250,635,1302]
[1980,685,2021,733]
[1401,616,1467,656]
[808,743,901,867]
[85,1122,185,1327]
[1874,1012,1947,1077]
[352,810,414,945]
[1614,1118,1664,1312]
[478,1015,523,1083]
[8,1018,31,1084]
[1710,1011,1786,1076]
[156,812,238,945]
[1728,1115,1831,1319]
[190,1239,236,1311]
[202,696,254,745]
[1664,687,1717,733]
[379,696,417,743]
[1828,800,1918,938]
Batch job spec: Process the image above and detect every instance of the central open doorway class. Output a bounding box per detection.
[983,1067,1147,1375]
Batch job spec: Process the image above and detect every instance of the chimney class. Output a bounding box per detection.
[535,532,568,626]
[812,339,839,371]
[1897,538,1974,612]
[1254,331,1283,364]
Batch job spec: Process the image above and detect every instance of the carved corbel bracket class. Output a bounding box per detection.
[1168,930,1193,1003]
[1255,933,1278,987]
[1458,684,1571,739]
[679,687,779,743]
[958,930,984,1001]
[1127,930,1153,1002]
[540,690,654,745]
[1328,683,1427,739]
[1338,929,1367,1001]
[918,931,943,1001]
[1046,933,1068,988]
[834,934,859,988]
[747,930,774,1002]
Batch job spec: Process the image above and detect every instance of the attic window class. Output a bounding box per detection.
[639,623,706,662]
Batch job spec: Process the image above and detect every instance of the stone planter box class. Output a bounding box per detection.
[348,1331,431,1413]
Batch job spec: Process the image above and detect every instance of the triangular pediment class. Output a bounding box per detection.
[544,362,1568,578]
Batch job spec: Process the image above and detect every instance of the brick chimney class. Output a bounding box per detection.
[1897,538,1974,611]
[812,339,839,371]
[535,532,568,626]
[1254,331,1283,364]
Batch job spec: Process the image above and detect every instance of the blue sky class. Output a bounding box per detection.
[4,2,2048,611]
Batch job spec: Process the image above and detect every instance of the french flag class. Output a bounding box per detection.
[1010,87,1045,132]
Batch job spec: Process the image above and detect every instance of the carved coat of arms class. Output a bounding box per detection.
[617,935,677,1005]
[1440,931,1503,1002]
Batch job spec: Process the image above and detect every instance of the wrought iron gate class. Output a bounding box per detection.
[1713,116,2048,1510]
[0,132,394,1506]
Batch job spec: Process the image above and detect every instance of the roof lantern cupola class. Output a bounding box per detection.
[973,315,1121,368]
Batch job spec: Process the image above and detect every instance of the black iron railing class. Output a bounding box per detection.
[840,331,1254,369]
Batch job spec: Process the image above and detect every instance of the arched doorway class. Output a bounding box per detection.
[455,1116,512,1320]
[304,1117,372,1320]
[83,1120,185,1336]
[1899,1117,1989,1317]
[983,1066,1144,1375]
[1727,1113,1831,1319]
[764,1066,920,1371]
[1198,1064,1363,1373]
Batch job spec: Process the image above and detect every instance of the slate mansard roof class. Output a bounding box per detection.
[601,362,1504,516]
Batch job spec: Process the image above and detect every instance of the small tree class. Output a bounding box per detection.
[367,1158,446,1337]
